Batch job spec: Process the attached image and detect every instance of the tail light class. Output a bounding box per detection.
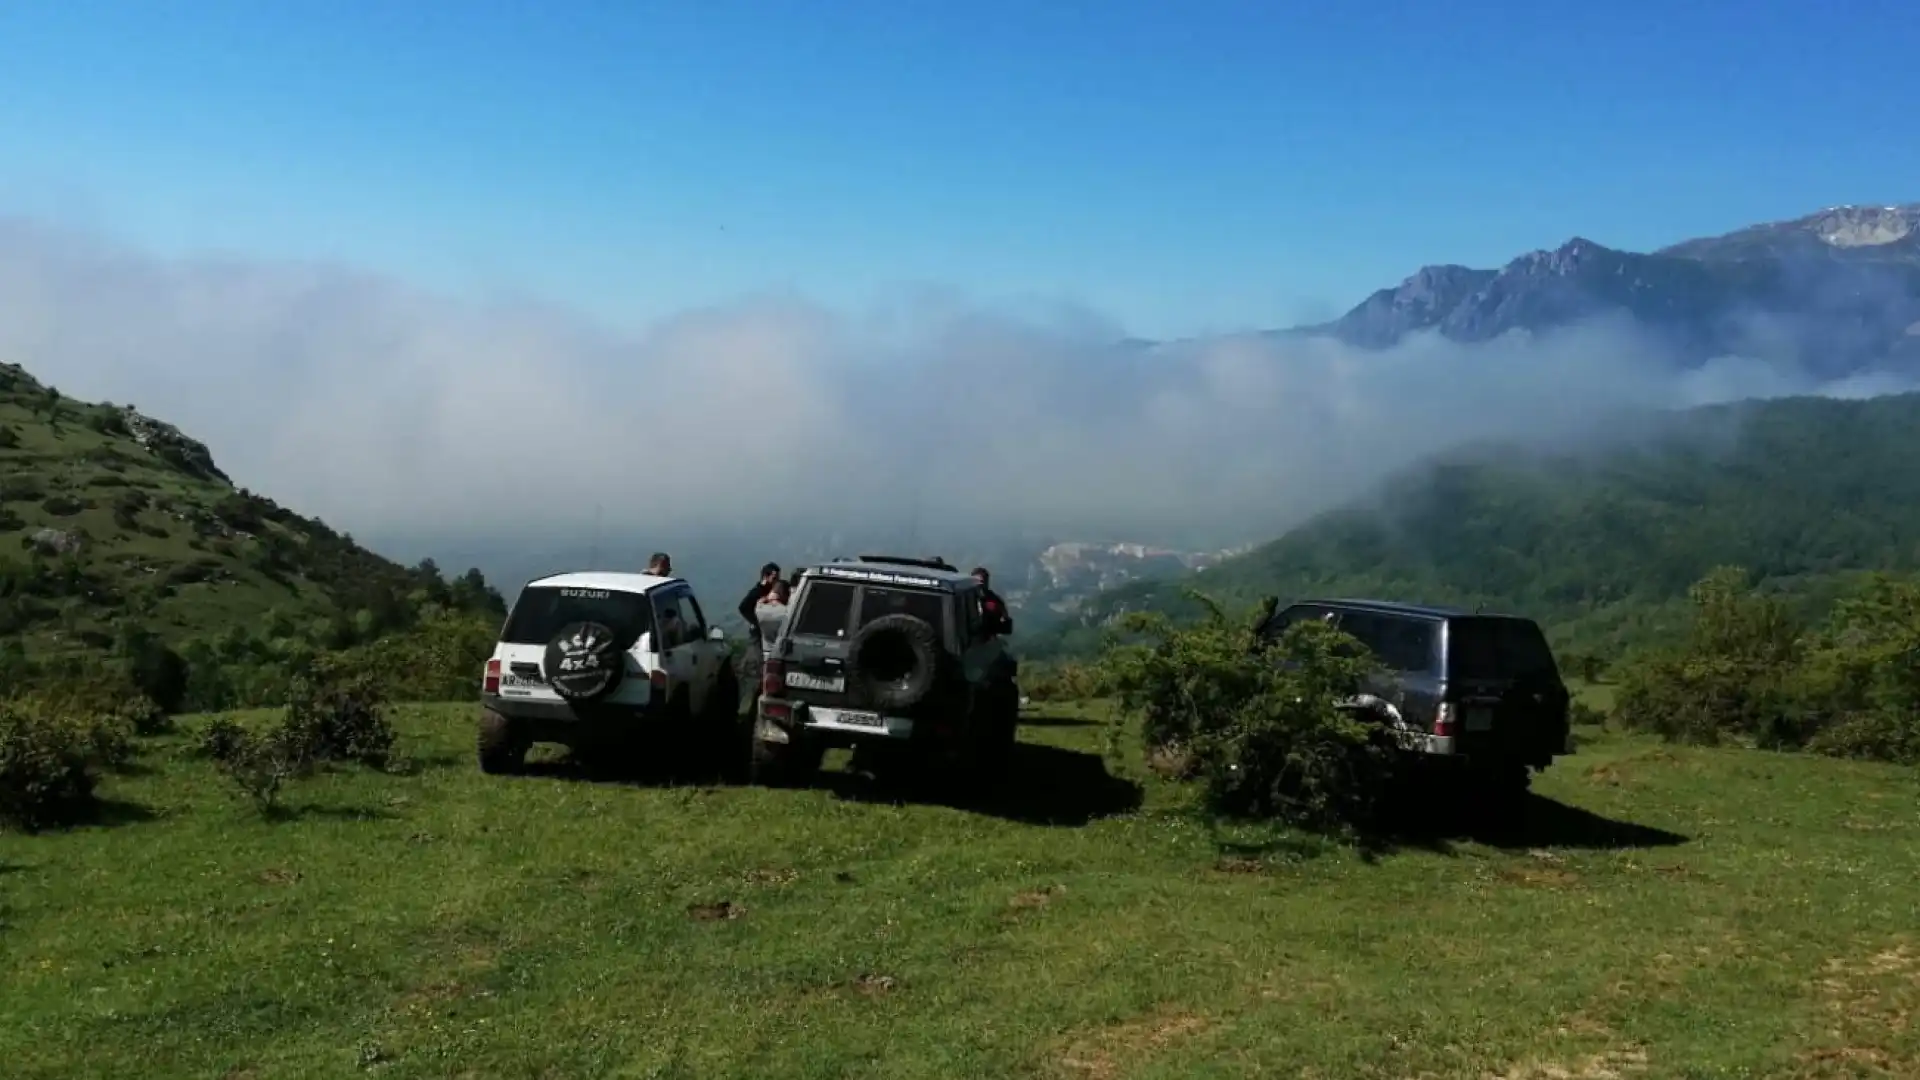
[1433,702,1457,738]
[650,668,668,694]
[762,656,785,696]
[482,659,501,695]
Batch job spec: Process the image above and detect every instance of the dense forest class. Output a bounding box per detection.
[1026,392,1920,662]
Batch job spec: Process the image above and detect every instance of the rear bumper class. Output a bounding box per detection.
[483,695,657,744]
[758,698,917,744]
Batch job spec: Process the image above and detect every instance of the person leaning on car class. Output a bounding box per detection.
[737,563,781,717]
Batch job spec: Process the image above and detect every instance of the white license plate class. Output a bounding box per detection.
[785,671,845,693]
[1464,707,1494,732]
[832,710,885,728]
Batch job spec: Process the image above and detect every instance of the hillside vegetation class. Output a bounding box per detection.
[0,362,503,709]
[1030,392,1920,661]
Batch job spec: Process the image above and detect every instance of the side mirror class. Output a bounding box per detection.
[707,626,726,642]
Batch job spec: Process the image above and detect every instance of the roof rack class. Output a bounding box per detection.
[854,554,957,572]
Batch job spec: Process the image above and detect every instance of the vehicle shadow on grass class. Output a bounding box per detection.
[1363,791,1690,859]
[822,741,1145,827]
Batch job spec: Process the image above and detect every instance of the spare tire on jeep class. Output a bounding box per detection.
[542,620,625,702]
[846,613,941,711]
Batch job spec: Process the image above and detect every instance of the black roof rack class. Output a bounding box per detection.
[853,554,957,572]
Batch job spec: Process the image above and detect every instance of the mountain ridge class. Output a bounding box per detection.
[1288,202,1920,378]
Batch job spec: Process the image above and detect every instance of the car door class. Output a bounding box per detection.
[650,586,698,710]
[675,591,722,712]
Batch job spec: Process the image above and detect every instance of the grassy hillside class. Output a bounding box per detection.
[4,702,1917,1077]
[0,362,501,664]
[1029,392,1920,661]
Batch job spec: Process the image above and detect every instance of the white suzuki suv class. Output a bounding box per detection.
[477,571,739,774]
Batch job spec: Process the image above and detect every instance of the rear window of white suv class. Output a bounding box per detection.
[500,586,655,650]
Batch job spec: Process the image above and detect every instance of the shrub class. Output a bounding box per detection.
[1568,700,1607,729]
[201,717,313,814]
[0,424,18,449]
[0,699,103,831]
[1020,661,1109,703]
[199,672,396,815]
[1102,594,1398,831]
[283,672,394,768]
[1790,574,1920,765]
[1613,567,1801,746]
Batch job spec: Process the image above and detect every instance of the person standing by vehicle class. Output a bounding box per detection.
[646,552,673,577]
[746,578,792,718]
[737,562,781,717]
[973,567,1013,639]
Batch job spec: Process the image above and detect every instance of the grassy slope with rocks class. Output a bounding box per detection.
[1028,392,1920,663]
[0,362,500,666]
[3,702,1918,1078]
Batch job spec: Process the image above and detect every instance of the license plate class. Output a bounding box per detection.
[1464,707,1494,732]
[834,710,885,728]
[785,671,845,693]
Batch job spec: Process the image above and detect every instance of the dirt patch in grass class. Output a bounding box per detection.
[1010,884,1067,910]
[1785,940,1920,1076]
[1490,1045,1648,1080]
[688,900,744,922]
[743,867,800,887]
[1054,1004,1213,1079]
[257,868,301,886]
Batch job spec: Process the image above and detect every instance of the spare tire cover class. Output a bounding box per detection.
[846,613,941,712]
[543,621,626,702]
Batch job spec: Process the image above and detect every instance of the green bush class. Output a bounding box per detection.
[0,424,18,449]
[200,716,313,814]
[1613,567,1801,746]
[1102,594,1398,831]
[0,699,103,831]
[1020,661,1109,703]
[199,671,395,815]
[1790,574,1920,765]
[283,672,394,769]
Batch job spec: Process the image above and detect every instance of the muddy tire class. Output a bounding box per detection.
[477,708,528,775]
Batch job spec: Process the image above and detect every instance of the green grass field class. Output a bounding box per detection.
[3,701,1917,1079]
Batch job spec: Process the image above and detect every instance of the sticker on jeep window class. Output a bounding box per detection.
[559,588,612,599]
[814,566,941,588]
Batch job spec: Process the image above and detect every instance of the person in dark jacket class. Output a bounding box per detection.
[737,563,780,717]
[972,567,1013,638]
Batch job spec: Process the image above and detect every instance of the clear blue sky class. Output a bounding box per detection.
[1,0,1914,339]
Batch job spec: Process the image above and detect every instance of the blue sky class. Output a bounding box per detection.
[1,0,1915,340]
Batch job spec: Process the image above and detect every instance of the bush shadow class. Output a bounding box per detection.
[822,740,1144,827]
[24,797,162,834]
[1016,712,1104,729]
[259,803,403,825]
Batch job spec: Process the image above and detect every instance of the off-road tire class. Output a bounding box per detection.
[477,708,528,775]
[845,613,942,712]
[748,716,820,787]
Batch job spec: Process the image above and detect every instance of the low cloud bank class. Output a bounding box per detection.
[0,217,1907,564]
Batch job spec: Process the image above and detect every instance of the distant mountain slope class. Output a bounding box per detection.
[0,362,499,657]
[1028,392,1920,660]
[1296,204,1920,379]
